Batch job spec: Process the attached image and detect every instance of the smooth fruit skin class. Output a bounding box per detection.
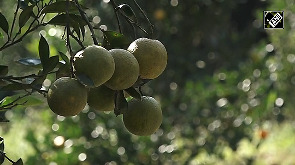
[128,38,167,79]
[105,49,139,90]
[74,45,115,87]
[123,96,162,136]
[87,85,115,111]
[47,77,88,116]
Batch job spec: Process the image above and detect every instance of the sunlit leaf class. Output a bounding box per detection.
[0,32,3,39]
[0,12,9,34]
[102,31,131,50]
[0,65,8,76]
[114,90,128,116]
[0,94,42,108]
[18,58,41,66]
[75,73,95,87]
[19,5,34,28]
[20,95,43,106]
[41,1,80,14]
[124,87,142,100]
[266,91,277,110]
[12,158,23,165]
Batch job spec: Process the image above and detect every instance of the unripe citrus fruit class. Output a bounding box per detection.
[105,49,139,90]
[87,85,115,111]
[74,45,115,87]
[47,77,88,116]
[123,96,162,136]
[127,38,167,79]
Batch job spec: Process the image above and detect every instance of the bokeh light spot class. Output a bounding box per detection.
[54,136,65,147]
[170,82,178,90]
[275,98,284,107]
[196,60,206,68]
[48,28,57,36]
[51,124,59,131]
[170,0,178,6]
[78,153,87,161]
[93,16,101,24]
[266,44,274,52]
[117,147,125,155]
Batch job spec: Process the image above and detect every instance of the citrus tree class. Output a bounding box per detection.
[0,0,167,164]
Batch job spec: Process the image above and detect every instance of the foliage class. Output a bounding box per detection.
[0,0,295,164]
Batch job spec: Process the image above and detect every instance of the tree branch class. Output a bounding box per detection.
[73,0,98,45]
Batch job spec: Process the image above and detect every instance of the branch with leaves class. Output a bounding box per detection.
[0,0,159,162]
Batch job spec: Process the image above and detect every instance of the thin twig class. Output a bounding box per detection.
[0,151,15,163]
[132,0,154,37]
[66,0,75,78]
[0,23,47,51]
[0,2,48,51]
[69,33,85,49]
[0,71,56,81]
[109,0,122,33]
[73,0,98,45]
[0,92,31,111]
[9,0,21,40]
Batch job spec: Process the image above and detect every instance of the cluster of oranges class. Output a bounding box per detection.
[46,38,167,136]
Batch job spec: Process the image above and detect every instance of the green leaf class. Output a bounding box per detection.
[49,14,86,26]
[0,137,4,152]
[58,52,70,65]
[0,94,42,108]
[102,31,131,50]
[56,63,71,79]
[118,4,137,22]
[0,65,8,76]
[41,1,79,14]
[18,58,41,66]
[39,35,50,69]
[0,12,9,34]
[1,83,31,91]
[19,0,29,9]
[0,32,3,39]
[0,154,4,165]
[13,158,23,165]
[30,74,45,89]
[19,5,34,28]
[124,87,142,100]
[114,90,128,116]
[75,73,94,87]
[43,56,59,73]
[132,78,151,87]
[70,14,88,38]
[266,91,277,110]
[48,14,86,38]
[20,95,43,106]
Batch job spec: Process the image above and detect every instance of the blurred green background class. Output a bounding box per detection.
[1,0,295,164]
